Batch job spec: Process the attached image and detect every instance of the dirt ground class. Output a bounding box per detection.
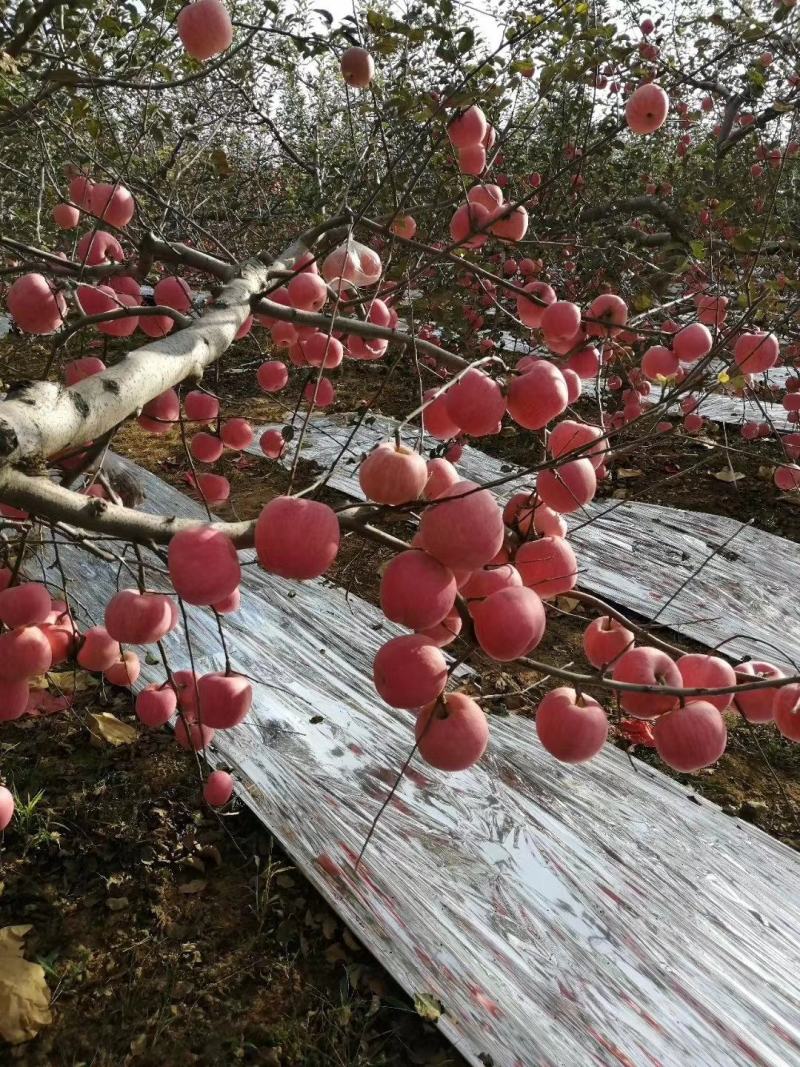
[1,327,799,1065]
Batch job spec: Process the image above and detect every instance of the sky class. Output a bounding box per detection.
[308,0,507,49]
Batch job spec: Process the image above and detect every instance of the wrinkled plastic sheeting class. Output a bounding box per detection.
[494,331,793,431]
[254,411,800,673]
[37,458,800,1067]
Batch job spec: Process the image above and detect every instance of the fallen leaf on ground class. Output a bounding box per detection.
[616,468,643,479]
[178,879,207,895]
[0,926,53,1045]
[555,596,581,613]
[48,670,95,693]
[26,690,73,717]
[324,943,348,964]
[616,718,656,749]
[712,468,745,483]
[414,992,444,1022]
[342,928,361,952]
[87,712,138,746]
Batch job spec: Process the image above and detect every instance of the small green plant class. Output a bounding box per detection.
[11,787,64,854]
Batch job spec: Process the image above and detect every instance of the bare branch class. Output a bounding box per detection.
[0,468,410,557]
[579,197,691,246]
[6,0,69,57]
[718,96,800,156]
[58,305,192,347]
[252,296,471,373]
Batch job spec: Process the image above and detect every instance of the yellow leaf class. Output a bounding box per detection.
[0,53,20,76]
[556,596,581,613]
[0,926,53,1045]
[87,712,138,746]
[717,370,730,384]
[712,468,746,483]
[414,992,444,1022]
[47,670,95,694]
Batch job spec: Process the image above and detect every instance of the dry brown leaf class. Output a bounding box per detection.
[87,712,138,746]
[342,928,361,952]
[129,1033,148,1057]
[197,844,222,867]
[616,467,643,479]
[106,896,129,912]
[611,488,628,500]
[0,926,53,1045]
[712,468,746,483]
[178,879,207,895]
[324,943,348,964]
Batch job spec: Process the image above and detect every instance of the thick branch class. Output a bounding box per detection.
[670,69,731,101]
[6,0,69,56]
[0,260,270,469]
[718,96,800,156]
[0,214,353,471]
[579,197,691,245]
[620,228,675,248]
[138,232,236,281]
[0,469,409,556]
[0,85,57,130]
[716,92,748,151]
[0,467,256,546]
[4,467,796,700]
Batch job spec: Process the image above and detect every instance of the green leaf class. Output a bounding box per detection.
[539,62,560,93]
[458,28,474,53]
[732,231,759,253]
[97,16,125,36]
[367,9,393,31]
[632,292,653,312]
[374,36,401,54]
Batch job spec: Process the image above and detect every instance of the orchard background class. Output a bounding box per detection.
[1,0,800,1061]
